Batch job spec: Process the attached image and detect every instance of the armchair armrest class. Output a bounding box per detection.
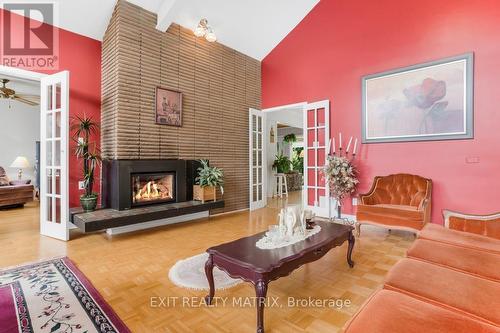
[358,176,381,205]
[443,209,500,240]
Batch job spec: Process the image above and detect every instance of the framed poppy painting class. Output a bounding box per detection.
[155,87,182,126]
[361,53,473,143]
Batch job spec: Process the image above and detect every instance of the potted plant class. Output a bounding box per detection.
[272,152,291,174]
[283,133,297,144]
[72,115,101,212]
[194,160,224,203]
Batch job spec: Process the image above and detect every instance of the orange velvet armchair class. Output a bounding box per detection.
[443,209,500,240]
[356,174,432,236]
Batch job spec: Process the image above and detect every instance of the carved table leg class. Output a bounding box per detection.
[347,231,355,268]
[205,254,215,304]
[255,280,268,333]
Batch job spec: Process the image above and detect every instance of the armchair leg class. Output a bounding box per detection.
[355,223,361,237]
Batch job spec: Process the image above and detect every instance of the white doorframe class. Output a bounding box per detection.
[0,65,46,81]
[249,108,267,210]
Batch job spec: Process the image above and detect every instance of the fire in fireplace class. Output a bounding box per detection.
[132,172,175,206]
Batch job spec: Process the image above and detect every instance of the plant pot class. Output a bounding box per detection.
[80,195,98,212]
[193,185,216,203]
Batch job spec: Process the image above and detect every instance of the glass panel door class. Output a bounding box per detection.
[249,108,266,210]
[40,71,69,241]
[303,101,330,217]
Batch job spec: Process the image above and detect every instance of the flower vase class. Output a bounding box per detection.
[336,201,342,219]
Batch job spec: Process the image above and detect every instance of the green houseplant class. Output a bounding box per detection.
[272,152,291,173]
[283,133,297,144]
[194,160,224,203]
[72,115,101,212]
[291,147,304,174]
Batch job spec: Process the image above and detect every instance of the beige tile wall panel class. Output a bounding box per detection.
[101,0,261,212]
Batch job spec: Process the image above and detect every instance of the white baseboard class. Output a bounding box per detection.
[106,211,209,235]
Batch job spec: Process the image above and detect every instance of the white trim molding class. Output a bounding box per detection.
[0,65,47,81]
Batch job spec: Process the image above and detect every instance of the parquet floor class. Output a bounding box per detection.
[0,194,415,333]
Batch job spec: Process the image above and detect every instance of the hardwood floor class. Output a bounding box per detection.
[0,198,415,333]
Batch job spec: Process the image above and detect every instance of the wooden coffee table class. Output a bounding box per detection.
[205,221,355,333]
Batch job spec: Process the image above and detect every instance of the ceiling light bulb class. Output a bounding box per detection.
[205,28,217,42]
[194,18,208,37]
[194,25,206,37]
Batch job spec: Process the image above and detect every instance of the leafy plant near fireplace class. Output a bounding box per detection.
[71,115,101,212]
[194,160,224,203]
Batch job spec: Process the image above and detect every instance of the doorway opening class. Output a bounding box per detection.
[0,73,41,236]
[265,105,305,209]
[0,66,70,241]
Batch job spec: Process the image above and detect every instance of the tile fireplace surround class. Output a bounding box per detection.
[102,159,190,211]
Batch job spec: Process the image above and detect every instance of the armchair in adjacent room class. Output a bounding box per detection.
[356,174,432,236]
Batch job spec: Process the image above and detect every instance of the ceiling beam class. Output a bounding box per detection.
[156,0,177,32]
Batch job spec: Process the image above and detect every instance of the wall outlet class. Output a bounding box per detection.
[352,197,358,206]
[465,156,480,164]
[78,181,85,190]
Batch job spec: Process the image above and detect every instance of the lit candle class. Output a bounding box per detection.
[353,138,358,155]
[346,136,353,153]
[332,137,336,154]
[339,133,342,149]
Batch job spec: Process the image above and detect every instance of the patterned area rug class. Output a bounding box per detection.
[169,253,242,290]
[0,257,130,333]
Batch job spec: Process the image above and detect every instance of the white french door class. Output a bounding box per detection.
[40,71,69,241]
[303,100,330,217]
[249,108,267,210]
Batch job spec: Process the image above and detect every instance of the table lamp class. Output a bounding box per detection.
[10,156,30,180]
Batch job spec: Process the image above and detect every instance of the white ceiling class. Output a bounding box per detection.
[20,0,319,60]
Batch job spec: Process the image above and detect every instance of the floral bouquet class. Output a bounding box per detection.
[323,155,359,217]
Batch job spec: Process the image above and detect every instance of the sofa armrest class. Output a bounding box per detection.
[443,209,500,240]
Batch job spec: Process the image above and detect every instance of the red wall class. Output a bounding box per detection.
[1,9,102,207]
[262,0,500,223]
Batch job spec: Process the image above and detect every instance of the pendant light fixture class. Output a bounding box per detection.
[194,18,217,42]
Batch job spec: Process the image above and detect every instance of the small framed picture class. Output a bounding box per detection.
[155,87,182,126]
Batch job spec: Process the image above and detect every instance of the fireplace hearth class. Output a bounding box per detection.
[72,159,224,233]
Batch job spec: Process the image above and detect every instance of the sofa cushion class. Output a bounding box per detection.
[357,204,424,230]
[407,239,500,282]
[384,258,500,326]
[343,289,500,333]
[419,223,500,254]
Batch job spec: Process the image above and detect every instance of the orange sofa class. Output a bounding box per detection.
[343,211,500,333]
[356,174,432,236]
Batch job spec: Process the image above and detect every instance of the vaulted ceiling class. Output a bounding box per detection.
[20,0,320,60]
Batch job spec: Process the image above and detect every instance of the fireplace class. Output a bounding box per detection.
[103,159,195,211]
[132,172,175,206]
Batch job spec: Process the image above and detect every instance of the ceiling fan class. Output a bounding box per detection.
[0,79,40,107]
